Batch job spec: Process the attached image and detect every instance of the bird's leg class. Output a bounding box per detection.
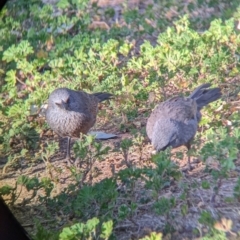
[66,137,72,166]
[186,142,192,170]
[74,134,83,168]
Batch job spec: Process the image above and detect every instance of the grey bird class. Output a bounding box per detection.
[45,88,112,165]
[146,83,222,168]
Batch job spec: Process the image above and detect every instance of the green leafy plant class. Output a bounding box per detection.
[0,175,54,205]
[144,151,182,195]
[200,127,240,201]
[72,135,111,184]
[59,217,113,240]
[120,138,133,167]
[1,0,240,239]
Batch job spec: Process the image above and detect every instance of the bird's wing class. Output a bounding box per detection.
[146,97,196,140]
[151,117,198,152]
[69,91,98,116]
[151,117,179,151]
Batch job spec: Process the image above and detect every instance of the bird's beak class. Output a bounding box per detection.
[56,100,68,110]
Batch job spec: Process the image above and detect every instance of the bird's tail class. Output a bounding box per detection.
[93,92,113,102]
[189,83,222,109]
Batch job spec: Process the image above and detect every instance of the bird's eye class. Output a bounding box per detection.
[171,97,179,102]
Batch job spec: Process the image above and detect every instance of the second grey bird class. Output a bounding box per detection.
[46,88,112,165]
[146,83,222,168]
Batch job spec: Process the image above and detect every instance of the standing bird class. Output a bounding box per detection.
[146,83,222,168]
[46,88,112,165]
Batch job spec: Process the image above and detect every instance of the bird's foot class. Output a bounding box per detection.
[187,154,193,171]
[188,159,193,171]
[188,163,193,171]
[182,159,193,172]
[64,157,74,167]
[64,157,81,168]
[74,157,81,168]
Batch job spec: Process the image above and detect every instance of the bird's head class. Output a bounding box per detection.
[55,97,70,110]
[48,88,71,111]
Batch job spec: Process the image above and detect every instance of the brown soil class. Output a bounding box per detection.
[1,107,240,239]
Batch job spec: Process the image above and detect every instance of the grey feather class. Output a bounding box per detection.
[146,83,222,152]
[45,88,113,162]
